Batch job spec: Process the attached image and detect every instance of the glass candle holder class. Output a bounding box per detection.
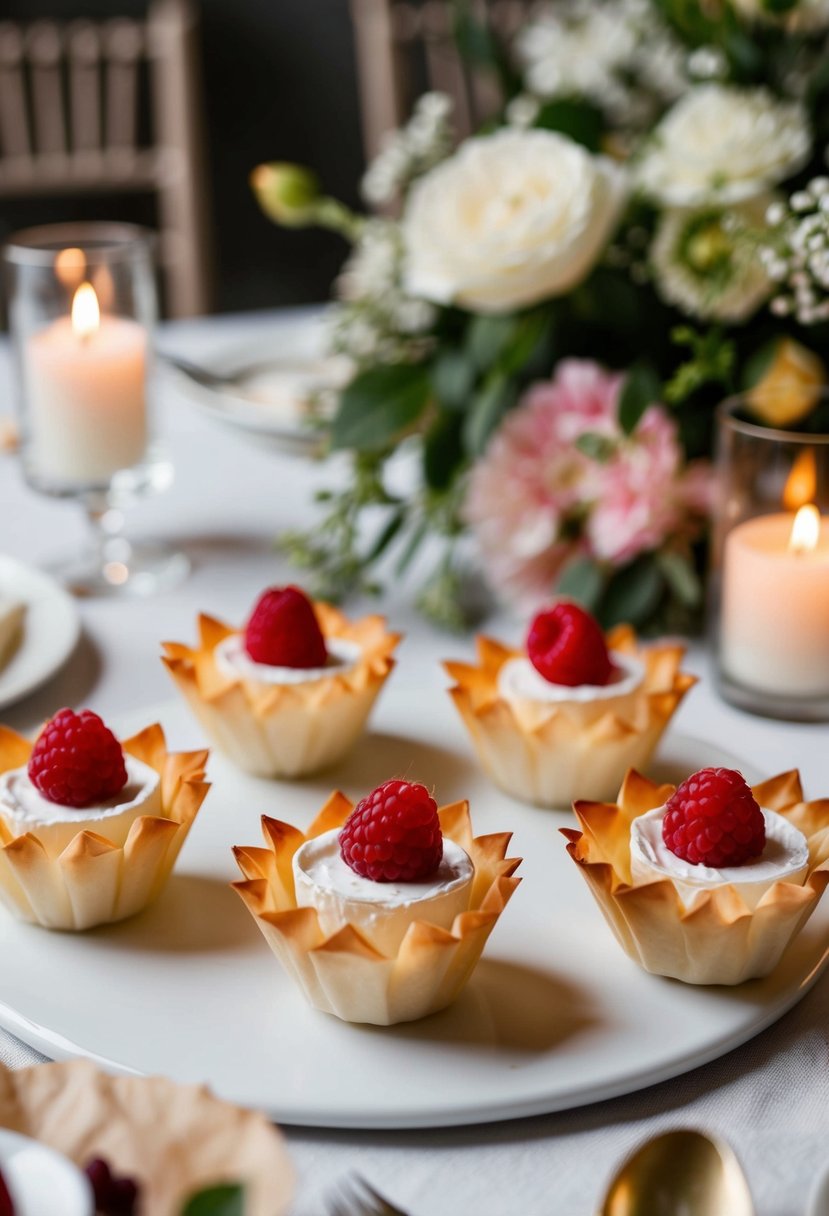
[714,392,829,721]
[3,222,188,596]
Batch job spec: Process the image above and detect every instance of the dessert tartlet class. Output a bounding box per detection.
[445,602,696,809]
[232,779,522,1024]
[563,765,829,985]
[0,709,209,931]
[162,585,400,778]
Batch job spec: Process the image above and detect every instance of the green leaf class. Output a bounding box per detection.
[534,97,604,152]
[556,555,605,611]
[496,309,555,377]
[395,517,429,576]
[431,350,475,412]
[741,340,779,391]
[424,410,464,491]
[462,376,517,457]
[366,508,406,563]
[466,315,519,372]
[331,364,431,451]
[599,556,665,629]
[575,432,617,463]
[180,1184,245,1216]
[618,364,662,436]
[657,550,702,608]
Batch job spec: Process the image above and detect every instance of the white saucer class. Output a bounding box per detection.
[0,694,826,1130]
[0,556,80,710]
[165,313,336,456]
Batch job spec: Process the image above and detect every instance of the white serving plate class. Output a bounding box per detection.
[0,694,825,1131]
[0,556,80,710]
[163,313,336,456]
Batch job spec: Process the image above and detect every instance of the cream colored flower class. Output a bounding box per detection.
[651,197,773,321]
[402,129,627,314]
[637,85,810,206]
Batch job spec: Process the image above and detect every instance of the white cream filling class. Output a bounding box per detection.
[630,804,810,910]
[213,633,362,686]
[0,755,161,855]
[293,827,474,956]
[497,650,644,706]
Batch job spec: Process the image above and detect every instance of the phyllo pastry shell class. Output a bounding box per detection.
[232,793,522,1025]
[162,604,400,778]
[563,769,829,985]
[444,625,696,809]
[0,724,208,931]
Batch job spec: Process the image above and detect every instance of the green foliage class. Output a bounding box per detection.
[574,432,617,463]
[331,364,431,451]
[431,350,475,411]
[599,555,666,629]
[534,97,604,152]
[424,411,464,489]
[556,555,606,611]
[180,1184,245,1216]
[462,375,517,456]
[618,364,663,434]
[657,549,703,608]
[664,327,737,406]
[451,0,520,96]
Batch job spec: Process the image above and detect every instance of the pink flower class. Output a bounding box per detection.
[464,359,711,609]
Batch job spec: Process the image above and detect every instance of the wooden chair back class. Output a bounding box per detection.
[349,0,532,160]
[0,0,212,317]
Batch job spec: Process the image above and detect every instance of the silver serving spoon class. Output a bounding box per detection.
[599,1129,755,1216]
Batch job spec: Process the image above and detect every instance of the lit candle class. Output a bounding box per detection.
[720,498,829,698]
[25,280,148,487]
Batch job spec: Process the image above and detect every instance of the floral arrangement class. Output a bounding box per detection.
[253,0,829,631]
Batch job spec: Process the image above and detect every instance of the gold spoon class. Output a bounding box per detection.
[599,1129,755,1216]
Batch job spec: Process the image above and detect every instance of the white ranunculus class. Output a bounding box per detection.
[402,129,627,314]
[636,85,810,206]
[650,197,773,323]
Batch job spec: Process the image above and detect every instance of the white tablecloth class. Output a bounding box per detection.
[1,308,828,1216]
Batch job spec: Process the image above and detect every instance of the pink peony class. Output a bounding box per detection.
[464,359,711,609]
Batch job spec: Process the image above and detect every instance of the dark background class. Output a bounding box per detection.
[0,0,367,312]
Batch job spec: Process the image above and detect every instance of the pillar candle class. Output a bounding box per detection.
[25,284,148,487]
[720,511,829,698]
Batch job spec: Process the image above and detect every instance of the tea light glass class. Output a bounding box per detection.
[713,392,829,720]
[3,222,188,596]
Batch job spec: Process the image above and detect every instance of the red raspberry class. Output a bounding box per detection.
[0,1168,13,1216]
[244,585,327,668]
[28,709,128,809]
[527,602,613,687]
[339,779,443,883]
[662,767,766,868]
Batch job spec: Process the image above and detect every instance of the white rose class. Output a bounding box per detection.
[402,129,627,314]
[636,85,810,206]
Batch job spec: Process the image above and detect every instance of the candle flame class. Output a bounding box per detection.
[71,282,100,340]
[782,448,817,511]
[789,503,821,554]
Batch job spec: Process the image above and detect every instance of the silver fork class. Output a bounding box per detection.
[326,1173,410,1216]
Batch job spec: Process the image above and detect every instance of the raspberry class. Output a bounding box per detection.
[339,779,443,882]
[527,602,613,687]
[662,767,766,868]
[84,1158,139,1215]
[244,585,327,669]
[0,1168,13,1216]
[28,709,128,809]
